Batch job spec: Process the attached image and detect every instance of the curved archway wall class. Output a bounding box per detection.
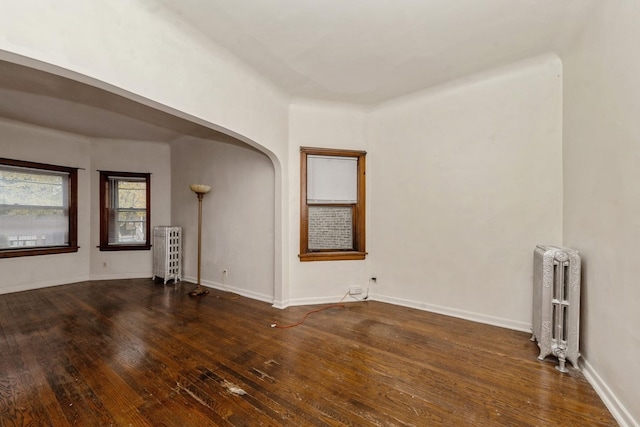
[0,1,290,303]
[0,1,563,321]
[1,1,562,324]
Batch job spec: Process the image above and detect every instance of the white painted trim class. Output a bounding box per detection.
[582,358,637,427]
[370,293,532,333]
[283,290,371,308]
[0,275,90,295]
[281,292,530,332]
[90,272,152,281]
[182,275,274,304]
[272,300,289,309]
[286,295,348,307]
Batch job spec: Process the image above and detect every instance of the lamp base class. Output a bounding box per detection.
[189,287,209,297]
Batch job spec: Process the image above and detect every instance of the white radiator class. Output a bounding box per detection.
[152,226,182,285]
[531,245,581,372]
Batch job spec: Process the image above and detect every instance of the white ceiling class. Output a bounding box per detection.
[158,0,595,103]
[0,1,595,140]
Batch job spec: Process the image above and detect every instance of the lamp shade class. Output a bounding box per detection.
[189,184,211,194]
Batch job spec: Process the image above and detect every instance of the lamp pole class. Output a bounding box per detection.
[189,184,211,296]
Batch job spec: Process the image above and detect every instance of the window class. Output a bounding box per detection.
[300,147,366,261]
[99,171,151,251]
[0,158,78,258]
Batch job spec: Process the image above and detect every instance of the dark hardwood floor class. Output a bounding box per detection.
[0,279,616,426]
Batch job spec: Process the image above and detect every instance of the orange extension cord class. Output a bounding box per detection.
[271,291,350,329]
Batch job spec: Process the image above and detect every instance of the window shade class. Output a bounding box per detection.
[307,155,357,203]
[0,165,69,248]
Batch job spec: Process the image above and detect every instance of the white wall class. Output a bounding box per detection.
[563,2,640,425]
[286,101,369,304]
[1,3,633,423]
[170,135,275,302]
[367,55,563,330]
[0,0,289,159]
[0,118,91,293]
[90,138,171,280]
[0,0,291,304]
[285,56,563,321]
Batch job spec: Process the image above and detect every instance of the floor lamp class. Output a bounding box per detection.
[189,184,211,297]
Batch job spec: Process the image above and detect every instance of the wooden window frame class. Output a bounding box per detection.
[300,147,366,262]
[99,171,151,251]
[0,158,78,259]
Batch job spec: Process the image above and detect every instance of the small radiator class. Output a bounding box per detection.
[153,226,182,285]
[531,245,581,372]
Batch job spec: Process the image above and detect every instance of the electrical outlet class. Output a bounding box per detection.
[349,287,363,295]
[223,269,228,276]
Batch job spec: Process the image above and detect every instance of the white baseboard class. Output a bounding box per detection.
[272,300,289,309]
[285,294,353,307]
[90,272,152,281]
[0,275,90,295]
[582,358,637,427]
[370,293,532,332]
[281,292,530,332]
[182,275,274,304]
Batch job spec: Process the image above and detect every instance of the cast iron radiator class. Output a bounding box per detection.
[152,226,182,285]
[531,245,581,372]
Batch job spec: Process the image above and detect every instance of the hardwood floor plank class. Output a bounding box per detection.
[0,295,72,427]
[0,279,618,426]
[54,293,218,427]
